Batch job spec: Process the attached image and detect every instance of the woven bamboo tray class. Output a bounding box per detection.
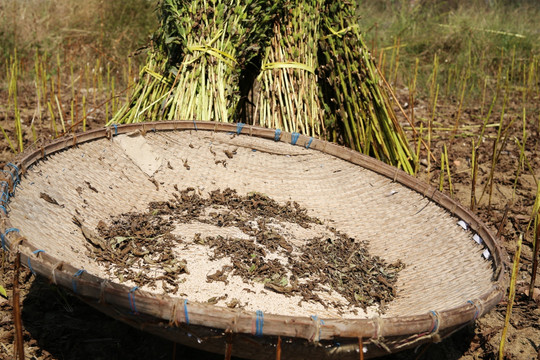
[0,121,505,359]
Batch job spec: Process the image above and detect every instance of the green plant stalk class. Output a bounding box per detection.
[427,84,439,178]
[111,77,116,115]
[70,63,75,100]
[414,122,423,175]
[439,149,445,192]
[499,234,522,360]
[410,58,419,126]
[70,100,75,128]
[476,89,498,155]
[47,101,57,137]
[56,53,62,110]
[94,58,101,106]
[444,144,453,196]
[55,95,66,134]
[451,70,469,138]
[0,124,16,153]
[480,77,487,118]
[8,56,23,152]
[529,184,540,299]
[82,95,87,132]
[428,53,438,106]
[40,56,48,106]
[471,138,478,211]
[30,119,37,143]
[34,51,43,124]
[512,135,526,201]
[480,93,508,208]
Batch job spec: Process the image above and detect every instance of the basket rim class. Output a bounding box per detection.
[0,120,506,346]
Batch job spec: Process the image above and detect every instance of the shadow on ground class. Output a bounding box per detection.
[22,276,475,360]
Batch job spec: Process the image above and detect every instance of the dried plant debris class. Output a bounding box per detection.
[92,188,404,312]
[92,213,186,294]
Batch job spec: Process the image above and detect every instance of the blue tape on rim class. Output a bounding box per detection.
[129,286,139,314]
[28,249,45,275]
[0,181,9,203]
[184,299,190,324]
[113,124,118,136]
[193,120,198,131]
[310,315,325,341]
[1,228,19,250]
[5,228,19,236]
[291,132,300,145]
[72,269,87,293]
[274,129,282,141]
[236,122,245,135]
[429,310,439,333]
[467,300,480,321]
[255,310,264,337]
[305,137,314,149]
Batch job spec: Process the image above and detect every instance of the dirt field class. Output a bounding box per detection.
[0,84,539,360]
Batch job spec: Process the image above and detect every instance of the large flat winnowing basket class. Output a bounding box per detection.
[0,121,505,359]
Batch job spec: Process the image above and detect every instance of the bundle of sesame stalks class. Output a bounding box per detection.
[109,0,280,125]
[109,0,413,173]
[251,0,325,137]
[318,1,413,173]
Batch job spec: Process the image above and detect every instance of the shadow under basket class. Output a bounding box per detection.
[0,121,505,359]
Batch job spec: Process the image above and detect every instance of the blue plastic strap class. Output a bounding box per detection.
[310,315,325,341]
[184,299,190,324]
[274,129,282,141]
[113,124,118,136]
[429,310,440,333]
[0,206,6,216]
[0,182,9,204]
[236,122,245,135]
[5,228,19,236]
[6,163,20,187]
[28,249,45,275]
[1,228,19,250]
[129,286,139,314]
[72,269,87,293]
[467,300,480,321]
[305,137,314,149]
[291,132,300,145]
[255,310,264,337]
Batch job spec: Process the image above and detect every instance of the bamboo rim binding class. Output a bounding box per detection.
[0,121,506,358]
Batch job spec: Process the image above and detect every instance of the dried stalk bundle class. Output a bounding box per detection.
[252,0,325,137]
[110,0,279,124]
[110,0,413,173]
[318,1,413,173]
